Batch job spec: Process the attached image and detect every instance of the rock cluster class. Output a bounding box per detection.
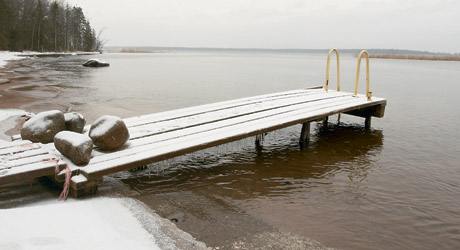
[20,111,129,165]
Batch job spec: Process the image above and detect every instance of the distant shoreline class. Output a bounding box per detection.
[369,54,460,61]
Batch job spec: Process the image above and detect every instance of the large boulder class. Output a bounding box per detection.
[89,115,129,150]
[21,110,66,143]
[54,131,93,165]
[82,59,110,67]
[64,112,86,133]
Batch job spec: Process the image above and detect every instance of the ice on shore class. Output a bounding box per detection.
[0,109,31,141]
[0,51,21,68]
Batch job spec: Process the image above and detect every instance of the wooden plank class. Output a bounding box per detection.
[124,88,325,127]
[91,96,382,165]
[123,87,323,124]
[83,95,386,178]
[2,147,50,161]
[0,142,40,156]
[6,154,57,169]
[88,95,358,165]
[127,91,352,139]
[127,90,343,130]
[0,160,66,185]
[0,140,34,150]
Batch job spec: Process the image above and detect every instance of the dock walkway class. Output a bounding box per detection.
[0,49,387,197]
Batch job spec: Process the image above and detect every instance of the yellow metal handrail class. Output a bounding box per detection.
[325,48,340,92]
[354,50,372,101]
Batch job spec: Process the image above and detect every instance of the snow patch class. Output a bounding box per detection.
[0,197,161,250]
[55,131,92,147]
[87,58,104,63]
[0,51,22,68]
[89,115,120,137]
[0,109,31,141]
[0,109,30,123]
[23,110,62,134]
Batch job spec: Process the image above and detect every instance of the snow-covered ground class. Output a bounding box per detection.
[0,51,22,68]
[0,198,160,250]
[0,197,207,250]
[0,109,31,141]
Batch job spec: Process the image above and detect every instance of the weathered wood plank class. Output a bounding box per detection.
[0,160,66,185]
[124,88,325,127]
[83,95,386,178]
[0,139,30,150]
[0,142,40,156]
[2,147,50,161]
[127,91,352,139]
[88,95,358,165]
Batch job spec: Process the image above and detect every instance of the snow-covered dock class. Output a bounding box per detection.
[0,49,387,197]
[0,87,386,197]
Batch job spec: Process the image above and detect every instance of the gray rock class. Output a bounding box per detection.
[54,131,93,165]
[89,115,129,150]
[21,110,66,143]
[64,112,86,133]
[82,59,110,67]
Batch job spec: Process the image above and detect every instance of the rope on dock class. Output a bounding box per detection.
[42,158,71,200]
[58,164,71,200]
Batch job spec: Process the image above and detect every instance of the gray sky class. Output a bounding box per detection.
[67,0,459,53]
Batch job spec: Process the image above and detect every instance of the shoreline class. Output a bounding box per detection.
[0,57,331,249]
[0,58,72,140]
[369,54,460,61]
[0,58,209,249]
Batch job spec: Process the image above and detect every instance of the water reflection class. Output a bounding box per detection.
[115,122,383,200]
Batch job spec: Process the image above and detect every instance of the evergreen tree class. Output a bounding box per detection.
[0,0,102,51]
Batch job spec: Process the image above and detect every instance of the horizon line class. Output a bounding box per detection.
[104,46,458,55]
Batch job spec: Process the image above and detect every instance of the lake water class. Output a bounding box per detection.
[17,49,460,249]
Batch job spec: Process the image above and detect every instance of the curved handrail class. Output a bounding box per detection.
[354,50,372,100]
[325,48,340,92]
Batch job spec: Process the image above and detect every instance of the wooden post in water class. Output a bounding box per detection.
[299,122,311,148]
[365,116,372,129]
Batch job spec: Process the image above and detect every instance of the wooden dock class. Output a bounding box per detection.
[0,87,386,197]
[0,49,387,198]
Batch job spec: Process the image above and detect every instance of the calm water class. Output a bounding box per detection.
[19,50,460,249]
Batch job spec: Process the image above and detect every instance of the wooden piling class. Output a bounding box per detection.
[365,116,372,129]
[299,122,311,148]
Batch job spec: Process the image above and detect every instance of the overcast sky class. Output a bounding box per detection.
[67,0,459,53]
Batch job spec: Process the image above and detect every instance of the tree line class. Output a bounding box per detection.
[0,0,103,52]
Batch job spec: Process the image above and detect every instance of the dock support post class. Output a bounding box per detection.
[323,116,328,127]
[299,122,311,149]
[365,116,372,129]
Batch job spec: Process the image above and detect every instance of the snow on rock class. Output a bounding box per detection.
[0,51,21,68]
[64,112,86,133]
[83,58,110,67]
[21,110,66,143]
[54,131,93,165]
[89,115,129,150]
